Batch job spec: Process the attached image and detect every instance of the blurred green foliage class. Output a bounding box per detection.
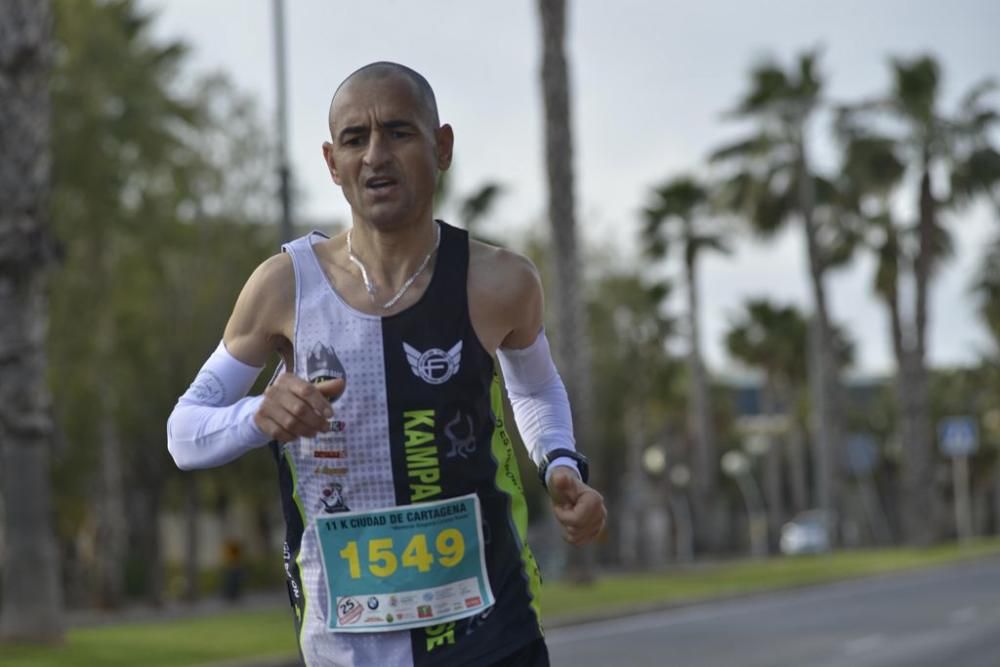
[0,608,296,667]
[45,0,280,606]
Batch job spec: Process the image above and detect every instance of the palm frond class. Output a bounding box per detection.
[950,148,1000,206]
[841,135,906,197]
[890,54,940,124]
[959,78,999,114]
[708,132,778,163]
[459,182,505,230]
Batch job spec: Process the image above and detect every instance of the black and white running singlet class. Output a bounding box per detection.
[272,221,544,666]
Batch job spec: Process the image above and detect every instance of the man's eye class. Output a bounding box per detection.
[391,130,410,139]
[343,136,364,146]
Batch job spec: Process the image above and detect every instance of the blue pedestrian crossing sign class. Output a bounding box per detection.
[938,417,978,457]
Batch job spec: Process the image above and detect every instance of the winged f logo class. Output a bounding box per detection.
[403,341,462,385]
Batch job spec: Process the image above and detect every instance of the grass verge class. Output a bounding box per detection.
[0,609,296,667]
[2,538,998,666]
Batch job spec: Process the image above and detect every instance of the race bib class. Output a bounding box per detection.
[316,493,495,633]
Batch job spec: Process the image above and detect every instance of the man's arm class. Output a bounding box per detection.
[167,254,342,470]
[222,253,345,442]
[481,247,607,545]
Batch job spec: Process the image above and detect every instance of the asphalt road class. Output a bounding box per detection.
[547,557,1000,667]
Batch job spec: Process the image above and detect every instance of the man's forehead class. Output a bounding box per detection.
[331,77,426,125]
[329,69,439,132]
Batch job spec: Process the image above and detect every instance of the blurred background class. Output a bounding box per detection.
[1,0,999,664]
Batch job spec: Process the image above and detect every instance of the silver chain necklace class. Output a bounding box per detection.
[346,223,441,310]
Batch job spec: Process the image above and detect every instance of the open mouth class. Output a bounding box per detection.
[365,177,397,192]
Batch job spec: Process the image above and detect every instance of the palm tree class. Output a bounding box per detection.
[711,50,846,541]
[726,301,807,547]
[0,0,66,642]
[726,300,855,545]
[643,176,726,551]
[838,56,1000,544]
[588,273,677,565]
[537,0,596,579]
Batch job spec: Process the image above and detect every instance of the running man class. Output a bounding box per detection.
[167,62,606,667]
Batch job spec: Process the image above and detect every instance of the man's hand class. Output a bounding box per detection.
[254,373,346,443]
[548,467,607,545]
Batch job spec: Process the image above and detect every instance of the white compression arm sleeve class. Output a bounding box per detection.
[496,330,580,485]
[167,341,268,470]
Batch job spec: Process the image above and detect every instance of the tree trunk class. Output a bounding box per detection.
[760,378,785,552]
[619,407,647,569]
[899,164,937,546]
[786,418,809,514]
[684,242,718,552]
[183,474,201,602]
[0,0,65,642]
[797,139,842,544]
[93,369,127,608]
[537,0,597,580]
[131,482,165,606]
[897,350,934,545]
[993,457,1000,535]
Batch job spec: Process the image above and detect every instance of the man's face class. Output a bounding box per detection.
[323,75,452,230]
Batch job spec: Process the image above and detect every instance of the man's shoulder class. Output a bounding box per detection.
[223,252,295,364]
[467,240,542,339]
[233,252,295,322]
[468,239,539,292]
[247,252,295,295]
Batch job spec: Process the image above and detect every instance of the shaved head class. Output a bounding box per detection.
[329,62,440,131]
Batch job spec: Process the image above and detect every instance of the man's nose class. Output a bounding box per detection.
[363,131,390,168]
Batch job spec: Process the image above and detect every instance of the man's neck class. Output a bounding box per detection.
[346,217,439,288]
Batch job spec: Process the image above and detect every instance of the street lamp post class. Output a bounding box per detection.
[985,409,1000,537]
[272,0,294,242]
[668,463,695,562]
[722,450,768,558]
[640,444,669,566]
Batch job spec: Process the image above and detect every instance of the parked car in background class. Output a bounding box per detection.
[780,510,832,555]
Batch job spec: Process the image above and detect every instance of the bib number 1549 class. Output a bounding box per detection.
[338,529,465,579]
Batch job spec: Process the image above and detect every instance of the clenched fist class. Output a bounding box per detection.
[254,373,346,443]
[548,467,607,545]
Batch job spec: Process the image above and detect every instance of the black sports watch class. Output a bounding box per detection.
[538,448,589,488]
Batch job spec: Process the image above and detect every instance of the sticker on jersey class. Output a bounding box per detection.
[403,341,462,385]
[445,411,476,459]
[314,465,348,476]
[318,483,349,514]
[316,493,495,633]
[306,342,347,382]
[314,449,346,459]
[337,597,363,625]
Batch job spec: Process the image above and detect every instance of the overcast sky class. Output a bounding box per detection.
[139,0,999,375]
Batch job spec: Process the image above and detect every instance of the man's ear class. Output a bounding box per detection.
[322,142,342,185]
[435,124,454,171]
